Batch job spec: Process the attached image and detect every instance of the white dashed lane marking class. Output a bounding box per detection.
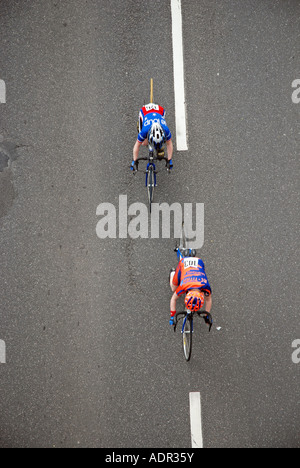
[189,392,203,448]
[170,0,188,151]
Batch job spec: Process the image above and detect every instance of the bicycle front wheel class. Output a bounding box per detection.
[147,166,154,213]
[182,315,193,361]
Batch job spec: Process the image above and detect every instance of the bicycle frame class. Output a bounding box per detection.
[135,146,170,213]
[175,245,196,262]
[176,246,185,261]
[133,79,171,211]
[182,312,194,334]
[137,149,169,182]
[174,221,198,264]
[145,149,157,188]
[172,223,213,361]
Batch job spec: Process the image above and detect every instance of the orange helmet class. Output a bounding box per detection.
[185,290,204,312]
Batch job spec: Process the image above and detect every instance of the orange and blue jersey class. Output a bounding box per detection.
[173,257,212,297]
[138,104,172,143]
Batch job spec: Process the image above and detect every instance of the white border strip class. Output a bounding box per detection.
[0,339,6,364]
[0,79,6,103]
[171,0,188,151]
[189,392,203,448]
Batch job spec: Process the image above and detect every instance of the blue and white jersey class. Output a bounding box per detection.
[137,103,172,143]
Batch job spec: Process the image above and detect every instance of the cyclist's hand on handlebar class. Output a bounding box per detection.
[166,159,173,171]
[169,311,176,326]
[130,160,138,172]
[203,311,213,330]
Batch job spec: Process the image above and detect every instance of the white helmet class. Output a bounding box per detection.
[148,122,166,151]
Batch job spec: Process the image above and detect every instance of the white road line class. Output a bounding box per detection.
[0,79,6,103]
[189,392,203,448]
[0,340,6,364]
[170,0,188,151]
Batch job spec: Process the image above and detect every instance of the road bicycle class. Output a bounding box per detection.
[173,310,212,362]
[173,223,213,362]
[133,151,170,213]
[132,79,171,213]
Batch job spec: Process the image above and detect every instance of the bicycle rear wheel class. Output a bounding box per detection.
[182,315,193,361]
[181,222,187,249]
[177,222,187,250]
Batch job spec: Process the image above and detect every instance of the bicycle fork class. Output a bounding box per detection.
[145,163,157,187]
[182,314,194,334]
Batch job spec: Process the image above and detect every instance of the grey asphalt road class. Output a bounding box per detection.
[0,0,299,448]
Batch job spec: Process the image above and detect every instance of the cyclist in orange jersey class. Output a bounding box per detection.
[169,249,212,326]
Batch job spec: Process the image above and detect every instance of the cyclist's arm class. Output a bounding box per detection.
[133,140,142,161]
[170,292,179,313]
[205,293,212,313]
[172,263,181,288]
[166,139,173,161]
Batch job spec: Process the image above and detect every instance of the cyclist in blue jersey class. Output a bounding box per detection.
[131,103,174,172]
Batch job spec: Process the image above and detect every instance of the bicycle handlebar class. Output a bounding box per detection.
[174,310,213,332]
[136,156,169,163]
[175,310,210,319]
[131,157,171,175]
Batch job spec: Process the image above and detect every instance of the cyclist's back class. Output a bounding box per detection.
[173,257,212,297]
[132,102,174,172]
[169,253,213,326]
[138,103,172,144]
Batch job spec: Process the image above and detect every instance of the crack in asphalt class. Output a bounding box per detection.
[0,140,28,219]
